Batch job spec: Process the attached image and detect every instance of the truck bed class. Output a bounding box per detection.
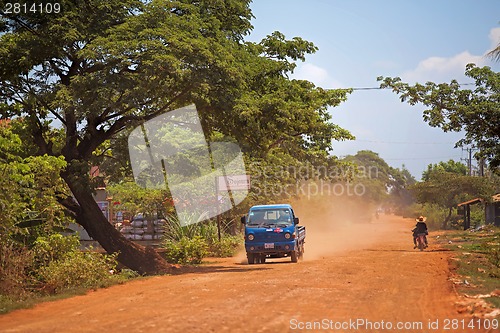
[297,225,306,242]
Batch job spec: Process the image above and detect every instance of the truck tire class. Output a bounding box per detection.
[291,250,298,263]
[298,246,304,260]
[260,254,266,264]
[247,253,255,265]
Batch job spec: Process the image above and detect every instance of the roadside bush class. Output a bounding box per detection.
[162,213,214,241]
[37,251,119,292]
[403,203,450,229]
[399,203,424,219]
[31,234,123,293]
[32,234,80,268]
[0,240,34,298]
[162,236,208,265]
[208,235,242,257]
[486,244,500,270]
[161,214,242,262]
[469,205,486,228]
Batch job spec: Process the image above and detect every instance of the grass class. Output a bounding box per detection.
[437,226,500,311]
[0,269,140,315]
[0,288,89,315]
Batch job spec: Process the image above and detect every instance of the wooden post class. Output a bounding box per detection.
[215,177,221,242]
[464,205,471,230]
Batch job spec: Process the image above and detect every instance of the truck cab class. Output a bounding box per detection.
[241,204,306,264]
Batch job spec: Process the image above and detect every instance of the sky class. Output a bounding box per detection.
[247,0,500,179]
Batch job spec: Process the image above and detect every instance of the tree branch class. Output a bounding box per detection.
[103,84,194,141]
[268,132,303,149]
[30,109,52,155]
[56,193,81,218]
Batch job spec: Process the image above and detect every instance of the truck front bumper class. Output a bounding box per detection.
[245,240,297,254]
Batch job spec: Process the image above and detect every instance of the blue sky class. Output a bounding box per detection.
[247,0,500,179]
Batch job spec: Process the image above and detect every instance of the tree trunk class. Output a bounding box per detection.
[62,172,176,276]
[441,206,453,229]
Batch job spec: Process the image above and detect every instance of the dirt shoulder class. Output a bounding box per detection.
[0,215,497,333]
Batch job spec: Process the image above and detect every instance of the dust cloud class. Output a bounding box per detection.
[235,194,405,263]
[290,195,396,260]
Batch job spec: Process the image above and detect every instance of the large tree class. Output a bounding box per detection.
[0,1,351,274]
[421,159,467,181]
[410,170,494,229]
[378,64,500,171]
[342,150,415,205]
[0,119,69,245]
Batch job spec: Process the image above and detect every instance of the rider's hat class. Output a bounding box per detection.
[416,216,426,222]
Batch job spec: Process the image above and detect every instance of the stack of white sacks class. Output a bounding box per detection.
[120,213,166,241]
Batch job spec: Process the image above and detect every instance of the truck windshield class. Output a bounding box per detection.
[247,209,293,227]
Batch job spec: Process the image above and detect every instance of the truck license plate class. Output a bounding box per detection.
[264,243,274,249]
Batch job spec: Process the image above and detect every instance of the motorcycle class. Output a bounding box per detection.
[415,233,427,251]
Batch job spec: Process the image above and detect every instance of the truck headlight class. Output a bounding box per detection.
[247,234,254,241]
[284,232,291,239]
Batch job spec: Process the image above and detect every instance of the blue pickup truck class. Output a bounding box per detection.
[241,204,306,264]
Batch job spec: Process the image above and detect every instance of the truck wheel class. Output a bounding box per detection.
[247,253,255,265]
[291,251,298,263]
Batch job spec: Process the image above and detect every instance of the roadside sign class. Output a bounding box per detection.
[217,175,250,191]
[215,174,250,242]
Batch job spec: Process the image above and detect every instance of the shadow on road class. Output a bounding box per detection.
[174,264,270,275]
[364,248,452,253]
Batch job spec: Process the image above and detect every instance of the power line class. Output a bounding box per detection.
[383,155,462,161]
[351,87,386,91]
[355,139,456,145]
[331,82,476,91]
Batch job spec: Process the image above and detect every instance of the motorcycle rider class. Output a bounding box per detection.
[412,216,428,249]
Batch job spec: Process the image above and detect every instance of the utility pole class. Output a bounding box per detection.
[479,157,485,177]
[468,148,472,176]
[461,146,480,176]
[461,147,472,176]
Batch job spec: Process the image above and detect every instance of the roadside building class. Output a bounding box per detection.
[457,194,500,229]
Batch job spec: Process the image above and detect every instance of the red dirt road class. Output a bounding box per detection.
[0,215,498,333]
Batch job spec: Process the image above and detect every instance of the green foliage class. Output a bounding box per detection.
[0,239,34,298]
[403,203,452,230]
[469,205,486,227]
[486,245,500,270]
[161,213,241,260]
[0,0,353,273]
[107,181,173,219]
[443,228,500,309]
[1,232,133,306]
[378,64,500,171]
[422,160,467,181]
[32,234,80,268]
[388,164,416,209]
[29,234,121,292]
[37,251,119,292]
[416,172,494,203]
[162,212,210,242]
[409,167,495,228]
[0,121,72,245]
[208,234,242,257]
[162,236,208,265]
[342,150,416,205]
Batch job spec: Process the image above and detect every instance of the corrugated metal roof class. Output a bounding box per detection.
[457,198,482,206]
[457,194,500,206]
